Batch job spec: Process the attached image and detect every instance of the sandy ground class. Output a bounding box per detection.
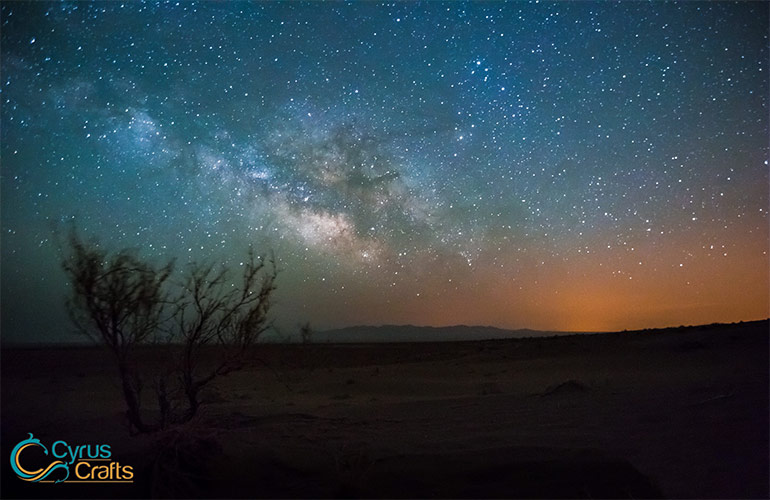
[2,320,768,498]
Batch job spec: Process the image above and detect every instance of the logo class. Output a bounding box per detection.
[10,433,133,484]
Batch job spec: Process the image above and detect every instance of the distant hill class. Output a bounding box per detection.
[313,324,595,343]
[6,320,764,346]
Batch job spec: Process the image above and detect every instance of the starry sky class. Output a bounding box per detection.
[1,1,768,343]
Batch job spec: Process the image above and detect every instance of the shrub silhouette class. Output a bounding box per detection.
[62,229,277,434]
[299,322,313,344]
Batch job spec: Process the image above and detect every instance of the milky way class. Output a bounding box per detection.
[2,2,768,342]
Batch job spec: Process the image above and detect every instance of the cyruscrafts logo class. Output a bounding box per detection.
[11,433,133,484]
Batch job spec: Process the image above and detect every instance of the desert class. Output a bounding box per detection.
[2,320,767,498]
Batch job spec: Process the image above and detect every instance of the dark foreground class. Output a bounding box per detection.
[2,320,768,498]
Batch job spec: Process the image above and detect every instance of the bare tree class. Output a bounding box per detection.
[62,231,173,433]
[169,249,277,424]
[62,230,277,433]
[299,322,313,344]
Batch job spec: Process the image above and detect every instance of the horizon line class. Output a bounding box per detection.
[2,318,767,347]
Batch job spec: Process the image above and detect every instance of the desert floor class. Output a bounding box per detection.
[2,320,768,498]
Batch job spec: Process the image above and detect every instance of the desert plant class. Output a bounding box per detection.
[63,231,173,433]
[169,249,277,424]
[299,322,313,344]
[62,229,277,433]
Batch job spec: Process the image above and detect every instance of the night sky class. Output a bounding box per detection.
[1,2,768,343]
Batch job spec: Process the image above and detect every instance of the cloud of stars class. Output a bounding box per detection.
[1,2,768,342]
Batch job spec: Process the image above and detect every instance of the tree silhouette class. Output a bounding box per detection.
[63,231,173,433]
[299,322,313,344]
[62,229,277,433]
[170,249,276,424]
